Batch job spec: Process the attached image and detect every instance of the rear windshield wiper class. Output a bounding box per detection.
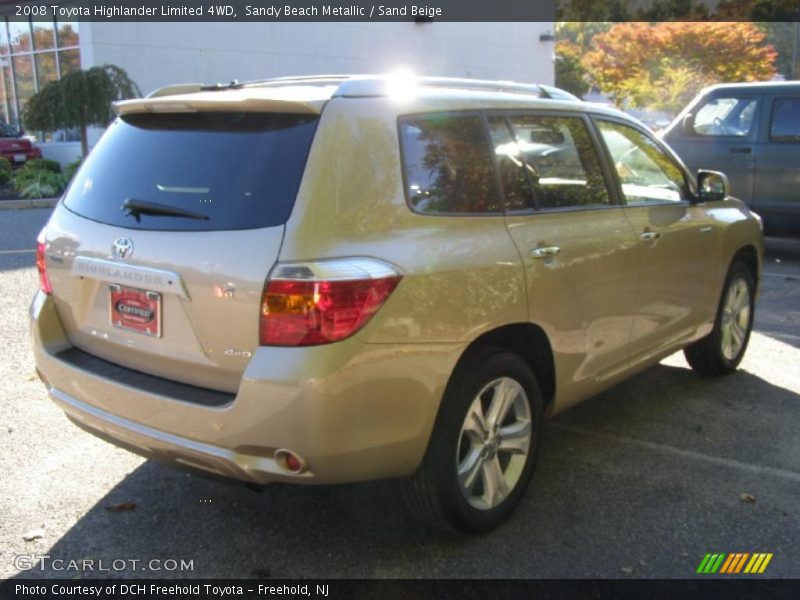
[122,198,209,222]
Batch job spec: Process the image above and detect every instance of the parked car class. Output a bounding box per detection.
[31,75,763,533]
[0,121,42,167]
[663,81,800,234]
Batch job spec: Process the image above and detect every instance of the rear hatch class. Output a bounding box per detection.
[44,97,322,392]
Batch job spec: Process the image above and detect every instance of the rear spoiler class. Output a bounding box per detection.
[115,85,335,116]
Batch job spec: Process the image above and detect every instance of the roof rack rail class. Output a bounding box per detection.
[147,75,580,101]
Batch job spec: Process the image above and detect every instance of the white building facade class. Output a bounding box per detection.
[0,16,555,162]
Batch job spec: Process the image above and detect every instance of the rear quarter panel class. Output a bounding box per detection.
[279,97,528,344]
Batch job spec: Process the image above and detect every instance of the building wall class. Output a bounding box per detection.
[81,22,555,96]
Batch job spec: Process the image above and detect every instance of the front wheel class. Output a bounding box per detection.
[684,261,755,376]
[404,347,543,533]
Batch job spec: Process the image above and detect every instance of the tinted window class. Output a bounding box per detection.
[505,115,611,209]
[64,112,319,231]
[399,114,501,214]
[693,97,757,137]
[770,97,800,142]
[487,116,535,211]
[597,120,687,204]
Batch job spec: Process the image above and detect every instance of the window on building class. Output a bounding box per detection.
[0,14,80,137]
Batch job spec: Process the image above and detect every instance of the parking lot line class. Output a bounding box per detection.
[0,249,34,254]
[550,422,800,483]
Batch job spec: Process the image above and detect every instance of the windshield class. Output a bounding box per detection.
[0,121,20,137]
[63,111,319,231]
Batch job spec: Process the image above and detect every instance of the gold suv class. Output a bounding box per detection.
[30,75,763,532]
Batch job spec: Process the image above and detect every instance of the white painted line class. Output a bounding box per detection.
[550,422,800,483]
[763,272,798,280]
[0,249,35,255]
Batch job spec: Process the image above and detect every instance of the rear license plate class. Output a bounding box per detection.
[14,153,25,162]
[109,285,161,337]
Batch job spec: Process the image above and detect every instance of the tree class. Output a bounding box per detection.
[555,40,591,98]
[581,22,778,113]
[24,64,141,157]
[555,23,613,98]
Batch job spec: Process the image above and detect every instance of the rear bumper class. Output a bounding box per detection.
[2,147,42,167]
[30,291,464,484]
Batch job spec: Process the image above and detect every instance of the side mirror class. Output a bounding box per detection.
[17,128,24,137]
[697,170,729,203]
[681,113,694,134]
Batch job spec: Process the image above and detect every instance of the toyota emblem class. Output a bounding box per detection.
[112,237,134,260]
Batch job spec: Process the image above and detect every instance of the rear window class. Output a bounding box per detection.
[64,112,319,231]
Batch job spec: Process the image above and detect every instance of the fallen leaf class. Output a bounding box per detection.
[740,493,756,504]
[23,528,45,541]
[106,501,136,512]
[621,566,634,574]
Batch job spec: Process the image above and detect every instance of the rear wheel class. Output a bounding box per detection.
[684,261,755,376]
[405,347,543,533]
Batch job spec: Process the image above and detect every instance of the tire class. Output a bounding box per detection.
[684,260,755,376]
[404,346,543,533]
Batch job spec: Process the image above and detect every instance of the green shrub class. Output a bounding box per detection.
[13,169,67,199]
[63,158,82,182]
[24,158,62,173]
[0,157,11,185]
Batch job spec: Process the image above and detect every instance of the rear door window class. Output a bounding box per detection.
[770,97,800,142]
[399,113,502,214]
[63,112,319,231]
[503,114,612,210]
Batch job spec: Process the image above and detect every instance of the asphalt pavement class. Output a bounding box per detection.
[1,208,798,579]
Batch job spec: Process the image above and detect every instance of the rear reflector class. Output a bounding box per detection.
[36,229,52,295]
[260,258,401,346]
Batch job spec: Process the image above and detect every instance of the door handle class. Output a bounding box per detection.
[531,246,561,259]
[640,231,661,242]
[729,146,752,154]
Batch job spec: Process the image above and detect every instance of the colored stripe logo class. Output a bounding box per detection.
[697,552,773,574]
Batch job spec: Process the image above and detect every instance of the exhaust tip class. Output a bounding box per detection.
[274,448,308,475]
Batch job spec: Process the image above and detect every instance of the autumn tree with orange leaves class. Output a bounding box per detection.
[581,22,778,112]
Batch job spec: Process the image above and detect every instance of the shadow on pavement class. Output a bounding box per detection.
[13,363,800,579]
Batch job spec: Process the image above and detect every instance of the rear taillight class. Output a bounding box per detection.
[260,258,402,346]
[36,229,52,295]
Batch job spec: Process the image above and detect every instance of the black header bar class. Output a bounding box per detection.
[1,0,799,22]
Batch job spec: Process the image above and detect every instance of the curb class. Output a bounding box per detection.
[0,198,59,210]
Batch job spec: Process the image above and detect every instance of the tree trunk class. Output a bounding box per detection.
[79,125,88,159]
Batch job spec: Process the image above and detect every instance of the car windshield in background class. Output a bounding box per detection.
[63,112,319,231]
[0,121,20,137]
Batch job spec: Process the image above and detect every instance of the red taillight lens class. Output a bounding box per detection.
[260,259,401,346]
[36,232,52,295]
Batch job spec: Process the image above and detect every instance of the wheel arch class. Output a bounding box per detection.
[730,244,760,292]
[451,323,556,414]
